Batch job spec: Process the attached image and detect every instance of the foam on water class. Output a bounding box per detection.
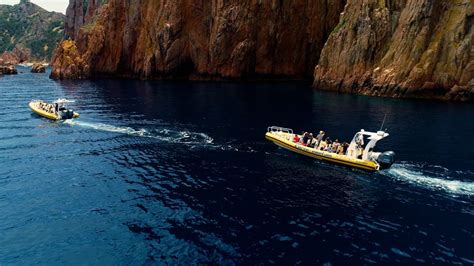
[63,119,214,145]
[64,120,147,136]
[382,162,474,196]
[61,120,258,152]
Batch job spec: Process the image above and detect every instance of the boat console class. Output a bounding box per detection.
[54,99,77,120]
[347,129,396,169]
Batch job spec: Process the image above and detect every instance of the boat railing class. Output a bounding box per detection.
[267,126,293,134]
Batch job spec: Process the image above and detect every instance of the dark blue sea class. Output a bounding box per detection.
[0,67,473,264]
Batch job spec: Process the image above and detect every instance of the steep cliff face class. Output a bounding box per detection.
[65,0,104,40]
[314,0,474,100]
[52,0,473,100]
[52,0,346,79]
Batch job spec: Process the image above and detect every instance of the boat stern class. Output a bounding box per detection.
[376,151,396,169]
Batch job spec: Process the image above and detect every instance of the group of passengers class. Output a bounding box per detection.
[293,130,349,155]
[38,102,57,114]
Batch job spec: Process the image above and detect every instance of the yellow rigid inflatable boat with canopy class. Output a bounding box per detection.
[265,126,395,171]
[29,99,79,120]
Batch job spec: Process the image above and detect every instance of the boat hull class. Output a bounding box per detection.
[29,102,79,121]
[265,132,380,171]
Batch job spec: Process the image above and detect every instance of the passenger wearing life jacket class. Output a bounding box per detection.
[293,134,300,143]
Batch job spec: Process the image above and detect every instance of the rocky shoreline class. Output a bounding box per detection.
[31,63,46,73]
[0,62,49,76]
[0,47,48,76]
[314,79,473,102]
[313,0,474,102]
[0,65,18,75]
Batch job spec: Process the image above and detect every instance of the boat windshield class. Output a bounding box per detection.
[53,99,74,110]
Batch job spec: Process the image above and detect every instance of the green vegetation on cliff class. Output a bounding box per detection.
[0,1,65,61]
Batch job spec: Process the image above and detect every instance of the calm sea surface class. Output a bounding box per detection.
[0,67,473,264]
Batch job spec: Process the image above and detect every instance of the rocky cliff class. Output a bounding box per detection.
[51,0,473,101]
[314,0,474,101]
[50,40,89,79]
[51,0,345,79]
[0,1,65,63]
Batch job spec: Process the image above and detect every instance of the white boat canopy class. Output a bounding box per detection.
[347,129,389,160]
[53,98,75,104]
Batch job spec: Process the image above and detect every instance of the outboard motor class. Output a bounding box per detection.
[59,109,74,120]
[377,151,396,169]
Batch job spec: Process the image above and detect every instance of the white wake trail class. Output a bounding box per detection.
[63,119,214,145]
[64,120,148,136]
[382,162,474,196]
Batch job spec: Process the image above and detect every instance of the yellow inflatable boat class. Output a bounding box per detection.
[29,99,79,120]
[265,126,395,171]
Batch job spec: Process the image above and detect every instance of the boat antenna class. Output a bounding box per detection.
[379,113,387,132]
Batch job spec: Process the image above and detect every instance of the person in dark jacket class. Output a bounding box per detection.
[302,132,309,145]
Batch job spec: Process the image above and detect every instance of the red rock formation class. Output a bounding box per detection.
[12,45,32,63]
[64,0,84,39]
[31,63,46,73]
[0,45,31,65]
[0,51,20,65]
[0,65,18,75]
[314,0,474,101]
[52,0,346,80]
[50,40,89,79]
[52,0,473,101]
[65,0,103,39]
